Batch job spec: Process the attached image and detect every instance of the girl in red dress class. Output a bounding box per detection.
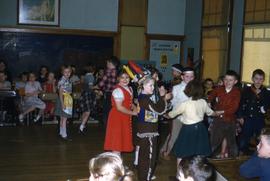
[104,69,137,155]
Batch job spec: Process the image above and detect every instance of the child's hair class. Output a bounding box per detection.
[117,68,129,78]
[252,69,265,79]
[89,152,133,181]
[261,128,270,145]
[141,76,154,87]
[225,70,239,80]
[184,80,204,100]
[61,65,72,73]
[108,56,120,69]
[179,156,215,181]
[28,72,36,79]
[203,78,214,87]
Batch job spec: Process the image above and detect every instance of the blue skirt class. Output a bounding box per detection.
[173,121,211,158]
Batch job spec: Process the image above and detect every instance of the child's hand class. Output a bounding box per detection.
[238,118,244,125]
[214,110,224,116]
[163,114,170,119]
[132,109,138,116]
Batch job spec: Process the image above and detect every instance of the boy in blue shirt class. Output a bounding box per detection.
[240,128,270,181]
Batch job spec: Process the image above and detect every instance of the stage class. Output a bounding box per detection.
[0,124,257,181]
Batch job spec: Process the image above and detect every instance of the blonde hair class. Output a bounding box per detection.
[89,152,133,181]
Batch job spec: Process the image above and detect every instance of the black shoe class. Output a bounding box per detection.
[78,129,86,135]
[61,136,72,141]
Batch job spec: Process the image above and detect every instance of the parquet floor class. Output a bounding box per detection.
[0,123,257,181]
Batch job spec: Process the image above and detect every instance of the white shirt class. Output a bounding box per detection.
[171,82,189,108]
[168,98,214,125]
[112,86,132,101]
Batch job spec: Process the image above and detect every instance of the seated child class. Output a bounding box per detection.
[15,72,28,93]
[240,128,270,181]
[0,71,11,90]
[89,152,133,181]
[43,72,57,119]
[177,155,215,181]
[19,72,46,123]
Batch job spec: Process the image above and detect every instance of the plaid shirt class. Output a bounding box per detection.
[98,68,117,93]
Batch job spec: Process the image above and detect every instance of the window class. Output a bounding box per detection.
[241,0,270,86]
[201,0,232,81]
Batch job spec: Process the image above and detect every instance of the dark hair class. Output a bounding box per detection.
[108,56,120,69]
[184,80,204,100]
[225,70,239,80]
[252,69,265,79]
[117,68,129,78]
[179,156,215,181]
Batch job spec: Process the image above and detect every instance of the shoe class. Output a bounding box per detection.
[19,114,24,123]
[151,175,156,180]
[78,128,86,135]
[61,136,72,141]
[160,152,171,161]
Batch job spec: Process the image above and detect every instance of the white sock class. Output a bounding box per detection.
[134,145,140,166]
[36,115,41,120]
[79,124,85,131]
[62,127,67,138]
[59,127,63,136]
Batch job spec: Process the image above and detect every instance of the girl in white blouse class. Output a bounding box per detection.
[167,80,222,179]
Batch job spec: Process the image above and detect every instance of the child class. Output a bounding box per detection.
[167,80,221,179]
[135,76,168,181]
[89,152,134,181]
[104,69,137,154]
[70,65,81,86]
[177,156,215,181]
[43,72,57,119]
[160,67,195,160]
[203,78,214,96]
[38,65,49,85]
[78,64,96,134]
[238,69,270,155]
[208,70,241,158]
[240,128,270,181]
[0,71,11,90]
[19,72,46,123]
[171,63,183,86]
[54,66,73,140]
[15,72,28,92]
[97,56,119,127]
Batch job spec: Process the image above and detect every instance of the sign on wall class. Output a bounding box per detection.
[149,40,181,81]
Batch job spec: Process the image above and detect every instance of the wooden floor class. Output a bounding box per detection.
[0,123,257,181]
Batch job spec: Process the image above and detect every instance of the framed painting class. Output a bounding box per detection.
[18,0,60,26]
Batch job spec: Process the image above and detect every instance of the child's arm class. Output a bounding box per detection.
[115,100,137,116]
[167,102,185,118]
